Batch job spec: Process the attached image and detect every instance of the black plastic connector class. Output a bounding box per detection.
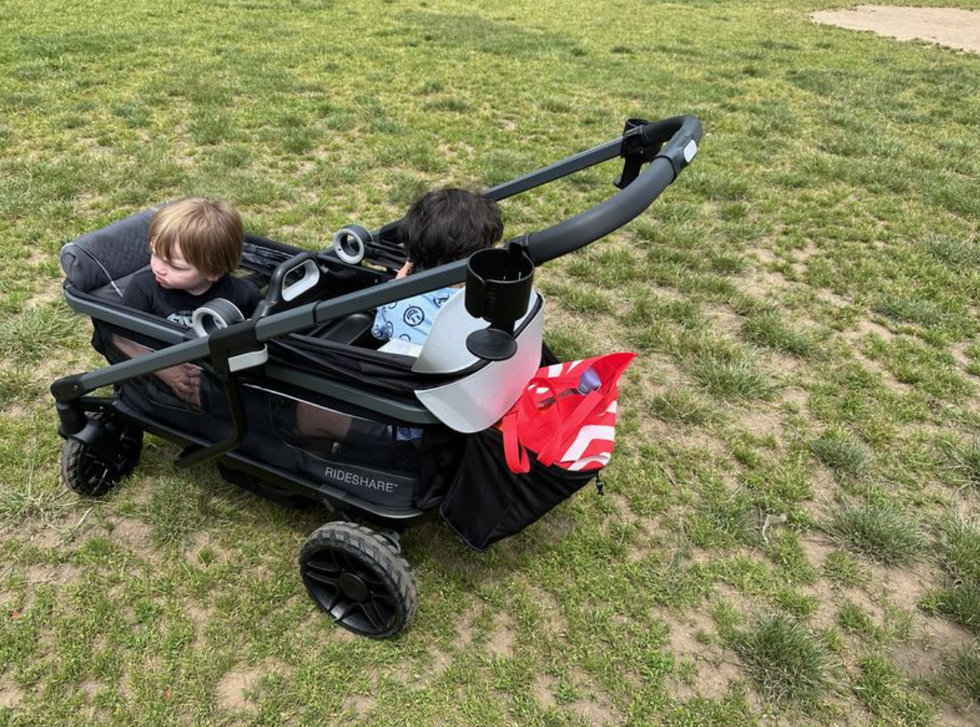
[52,374,89,437]
[50,373,86,403]
[176,318,266,468]
[615,118,662,190]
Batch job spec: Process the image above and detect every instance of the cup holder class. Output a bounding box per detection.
[464,243,535,361]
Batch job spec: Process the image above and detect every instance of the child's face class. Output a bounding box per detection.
[150,241,217,295]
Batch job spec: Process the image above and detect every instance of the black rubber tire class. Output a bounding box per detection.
[61,414,144,497]
[299,521,417,639]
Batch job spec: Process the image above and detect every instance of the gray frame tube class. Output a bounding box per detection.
[64,289,185,345]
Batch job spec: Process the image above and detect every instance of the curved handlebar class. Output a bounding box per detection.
[524,115,702,265]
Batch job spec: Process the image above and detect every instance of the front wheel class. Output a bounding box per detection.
[299,521,417,639]
[61,413,143,497]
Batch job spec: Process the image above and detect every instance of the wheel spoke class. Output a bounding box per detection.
[340,551,383,585]
[304,568,340,588]
[360,598,390,633]
[336,599,358,625]
[325,590,342,613]
[306,558,341,577]
[368,589,395,604]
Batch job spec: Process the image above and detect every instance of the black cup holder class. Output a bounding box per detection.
[464,243,535,361]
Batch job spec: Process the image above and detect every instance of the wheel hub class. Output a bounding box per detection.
[337,572,369,602]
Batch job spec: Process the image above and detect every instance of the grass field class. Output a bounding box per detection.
[2,0,980,724]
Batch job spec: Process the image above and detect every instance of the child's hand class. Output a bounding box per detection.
[157,364,202,408]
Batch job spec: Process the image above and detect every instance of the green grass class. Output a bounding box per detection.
[687,343,778,402]
[827,503,925,565]
[940,437,980,489]
[741,312,819,359]
[950,644,980,703]
[809,430,870,478]
[923,519,980,636]
[4,0,980,723]
[728,615,834,705]
[852,655,935,726]
[823,550,868,589]
[649,387,718,426]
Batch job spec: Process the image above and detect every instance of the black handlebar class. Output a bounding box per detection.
[524,115,701,265]
[364,115,701,268]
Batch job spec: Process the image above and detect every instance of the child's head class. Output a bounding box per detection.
[148,198,243,293]
[399,188,503,274]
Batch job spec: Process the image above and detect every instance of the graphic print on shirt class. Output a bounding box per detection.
[403,306,425,328]
[167,311,195,328]
[371,286,459,345]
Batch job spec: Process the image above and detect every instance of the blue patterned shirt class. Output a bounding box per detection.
[371,287,457,345]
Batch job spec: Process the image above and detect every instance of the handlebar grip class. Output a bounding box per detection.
[253,251,319,318]
[639,115,702,175]
[524,115,701,265]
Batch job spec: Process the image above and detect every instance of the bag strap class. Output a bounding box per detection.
[501,409,531,474]
[502,372,565,474]
[535,387,610,466]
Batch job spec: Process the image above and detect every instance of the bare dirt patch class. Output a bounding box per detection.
[108,518,153,552]
[341,691,375,718]
[216,665,266,712]
[799,533,838,570]
[454,604,479,649]
[876,562,931,612]
[24,563,81,586]
[891,614,974,683]
[521,581,564,638]
[488,613,516,658]
[564,667,621,726]
[0,683,23,710]
[664,611,743,701]
[533,673,558,709]
[811,6,980,54]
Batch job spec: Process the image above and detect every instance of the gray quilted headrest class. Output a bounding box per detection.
[61,209,155,296]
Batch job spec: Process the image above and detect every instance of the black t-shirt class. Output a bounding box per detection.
[121,269,262,328]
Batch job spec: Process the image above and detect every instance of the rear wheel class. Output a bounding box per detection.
[299,521,417,639]
[61,413,143,497]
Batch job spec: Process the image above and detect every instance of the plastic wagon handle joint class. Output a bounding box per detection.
[615,118,662,190]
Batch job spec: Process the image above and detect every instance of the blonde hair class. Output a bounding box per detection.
[149,198,244,278]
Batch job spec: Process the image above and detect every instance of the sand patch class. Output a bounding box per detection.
[812,6,980,54]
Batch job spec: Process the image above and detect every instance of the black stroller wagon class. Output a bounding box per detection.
[52,116,702,638]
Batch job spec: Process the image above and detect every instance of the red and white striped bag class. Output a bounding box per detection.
[500,352,636,474]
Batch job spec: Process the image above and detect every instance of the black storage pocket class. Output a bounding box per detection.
[440,428,596,551]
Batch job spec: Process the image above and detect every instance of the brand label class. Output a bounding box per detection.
[324,466,399,494]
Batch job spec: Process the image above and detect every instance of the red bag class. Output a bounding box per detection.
[500,352,636,474]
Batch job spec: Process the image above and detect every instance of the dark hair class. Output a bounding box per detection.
[400,188,503,273]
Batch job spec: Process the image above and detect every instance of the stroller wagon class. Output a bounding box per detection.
[52,116,702,638]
